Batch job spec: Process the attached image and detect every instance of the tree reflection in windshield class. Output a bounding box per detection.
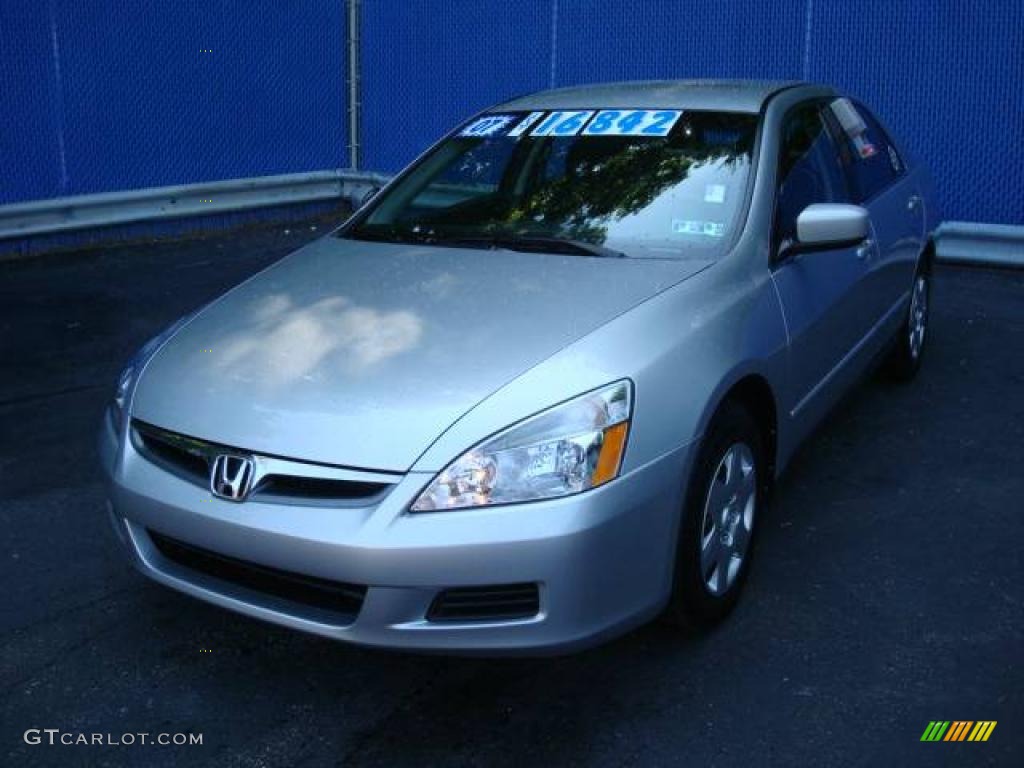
[349,111,758,259]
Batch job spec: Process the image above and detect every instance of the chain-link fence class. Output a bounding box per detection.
[359,0,1023,224]
[2,1,1021,224]
[1,1,347,205]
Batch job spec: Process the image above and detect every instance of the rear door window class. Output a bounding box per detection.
[828,99,903,202]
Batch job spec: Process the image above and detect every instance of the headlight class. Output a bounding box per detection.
[110,313,195,433]
[411,380,632,511]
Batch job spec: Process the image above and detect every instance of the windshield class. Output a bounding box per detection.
[345,110,759,259]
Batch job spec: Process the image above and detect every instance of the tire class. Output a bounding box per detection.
[664,400,766,627]
[886,265,930,382]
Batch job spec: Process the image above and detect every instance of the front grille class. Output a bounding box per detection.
[133,421,210,484]
[131,420,395,504]
[149,531,367,620]
[257,474,386,501]
[427,583,540,623]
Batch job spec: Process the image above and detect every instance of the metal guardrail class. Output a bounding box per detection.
[0,170,389,241]
[935,221,1024,268]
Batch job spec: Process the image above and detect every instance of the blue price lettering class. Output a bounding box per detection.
[642,111,678,135]
[460,115,514,137]
[531,111,595,136]
[586,111,621,134]
[583,109,682,136]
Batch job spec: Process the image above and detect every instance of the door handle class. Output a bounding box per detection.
[856,238,874,260]
[907,195,921,212]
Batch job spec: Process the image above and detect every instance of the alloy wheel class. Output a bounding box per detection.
[909,274,928,359]
[699,442,757,596]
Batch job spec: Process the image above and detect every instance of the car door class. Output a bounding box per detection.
[770,101,877,426]
[828,100,924,345]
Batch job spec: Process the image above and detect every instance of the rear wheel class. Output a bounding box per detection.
[665,401,766,627]
[886,266,930,381]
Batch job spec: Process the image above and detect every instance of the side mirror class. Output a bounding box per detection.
[791,203,869,253]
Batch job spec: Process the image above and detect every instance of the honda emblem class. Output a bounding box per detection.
[210,454,255,502]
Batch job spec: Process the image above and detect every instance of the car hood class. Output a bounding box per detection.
[132,237,711,471]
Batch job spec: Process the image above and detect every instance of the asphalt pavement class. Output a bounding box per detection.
[1,219,1021,767]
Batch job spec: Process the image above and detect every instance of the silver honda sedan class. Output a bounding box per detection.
[99,80,938,654]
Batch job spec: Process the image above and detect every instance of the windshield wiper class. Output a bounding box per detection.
[348,226,627,258]
[439,234,626,258]
[345,226,437,245]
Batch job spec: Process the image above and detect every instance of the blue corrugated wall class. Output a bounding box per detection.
[2,1,1022,224]
[0,0,347,204]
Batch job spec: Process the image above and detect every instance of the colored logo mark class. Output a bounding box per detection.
[920,721,997,742]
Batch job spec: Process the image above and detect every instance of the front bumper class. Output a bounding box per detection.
[100,413,692,654]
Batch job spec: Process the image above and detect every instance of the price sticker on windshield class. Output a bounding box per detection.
[508,111,547,137]
[582,109,683,136]
[459,115,517,137]
[530,111,595,136]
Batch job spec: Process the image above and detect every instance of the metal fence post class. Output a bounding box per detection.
[347,0,361,170]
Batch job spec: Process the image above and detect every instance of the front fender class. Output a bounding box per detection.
[412,256,789,480]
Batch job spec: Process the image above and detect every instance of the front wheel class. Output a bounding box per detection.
[886,268,930,381]
[664,401,766,627]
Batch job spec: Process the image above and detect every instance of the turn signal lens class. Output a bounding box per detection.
[592,421,629,486]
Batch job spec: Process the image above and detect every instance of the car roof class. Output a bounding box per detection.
[494,79,812,114]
